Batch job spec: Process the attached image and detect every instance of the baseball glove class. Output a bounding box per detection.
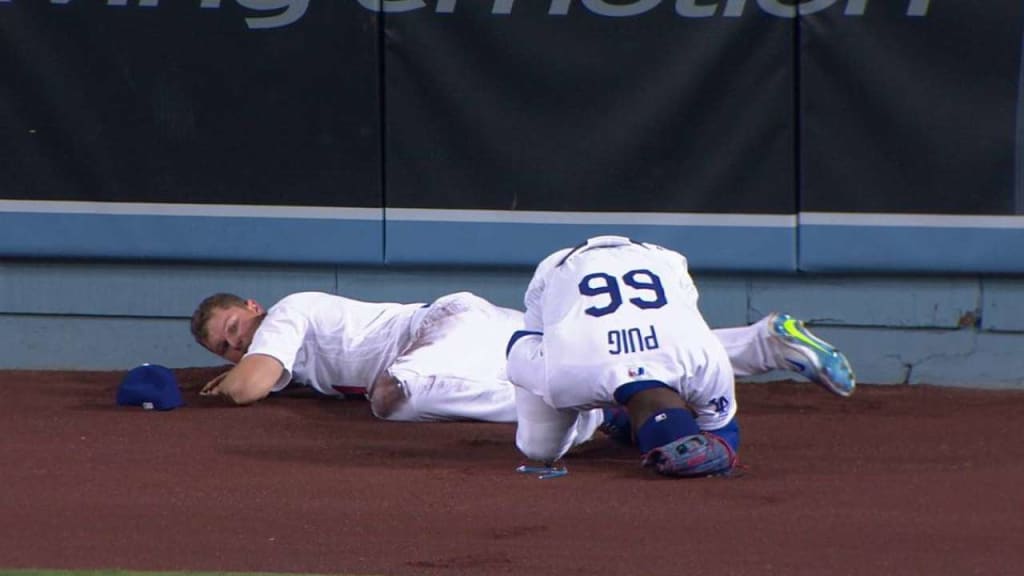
[642,433,737,478]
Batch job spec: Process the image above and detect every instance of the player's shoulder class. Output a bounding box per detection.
[542,236,632,269]
[635,241,688,265]
[269,291,339,313]
[275,291,332,304]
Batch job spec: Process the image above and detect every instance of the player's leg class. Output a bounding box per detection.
[373,292,523,422]
[503,327,606,448]
[376,372,516,422]
[505,330,604,463]
[379,326,520,422]
[713,313,856,397]
[712,319,775,377]
[688,337,740,446]
[367,373,409,420]
[513,385,584,463]
[687,317,743,456]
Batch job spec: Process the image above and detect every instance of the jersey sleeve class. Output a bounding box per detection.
[644,242,700,305]
[522,247,572,331]
[246,303,310,392]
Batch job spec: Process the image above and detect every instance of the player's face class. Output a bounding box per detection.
[201,300,265,364]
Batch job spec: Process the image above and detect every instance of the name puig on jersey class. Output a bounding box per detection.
[608,326,659,355]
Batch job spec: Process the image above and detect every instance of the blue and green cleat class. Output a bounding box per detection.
[769,313,856,397]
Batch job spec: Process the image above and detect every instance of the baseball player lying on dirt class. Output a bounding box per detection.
[508,235,823,478]
[189,280,854,436]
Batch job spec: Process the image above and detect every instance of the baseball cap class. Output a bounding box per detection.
[116,363,185,411]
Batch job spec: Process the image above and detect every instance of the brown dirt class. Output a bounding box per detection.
[1,367,1022,576]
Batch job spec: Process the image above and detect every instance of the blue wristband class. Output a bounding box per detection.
[635,408,700,453]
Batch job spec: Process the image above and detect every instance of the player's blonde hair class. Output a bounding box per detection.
[190,292,248,343]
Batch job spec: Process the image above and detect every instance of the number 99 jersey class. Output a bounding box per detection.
[523,236,736,432]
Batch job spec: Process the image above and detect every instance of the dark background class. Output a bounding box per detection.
[3,1,1020,214]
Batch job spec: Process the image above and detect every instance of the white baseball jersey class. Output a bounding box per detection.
[521,235,737,431]
[247,292,425,396]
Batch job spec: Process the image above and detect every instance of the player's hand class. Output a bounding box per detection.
[199,372,229,396]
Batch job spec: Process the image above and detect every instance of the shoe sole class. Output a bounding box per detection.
[773,314,856,397]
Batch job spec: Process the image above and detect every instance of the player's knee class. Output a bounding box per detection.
[369,374,409,420]
[506,332,544,390]
[515,426,567,463]
[516,438,561,463]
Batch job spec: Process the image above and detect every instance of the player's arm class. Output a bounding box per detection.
[199,353,283,405]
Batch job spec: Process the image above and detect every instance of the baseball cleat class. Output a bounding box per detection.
[768,313,856,397]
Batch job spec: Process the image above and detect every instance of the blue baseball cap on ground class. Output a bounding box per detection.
[116,364,185,411]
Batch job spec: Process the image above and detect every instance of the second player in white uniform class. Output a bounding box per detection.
[507,236,743,473]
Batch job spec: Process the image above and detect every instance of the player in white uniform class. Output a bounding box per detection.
[190,283,854,427]
[508,236,793,477]
[191,291,523,421]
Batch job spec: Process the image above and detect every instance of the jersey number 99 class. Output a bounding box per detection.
[578,269,667,317]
